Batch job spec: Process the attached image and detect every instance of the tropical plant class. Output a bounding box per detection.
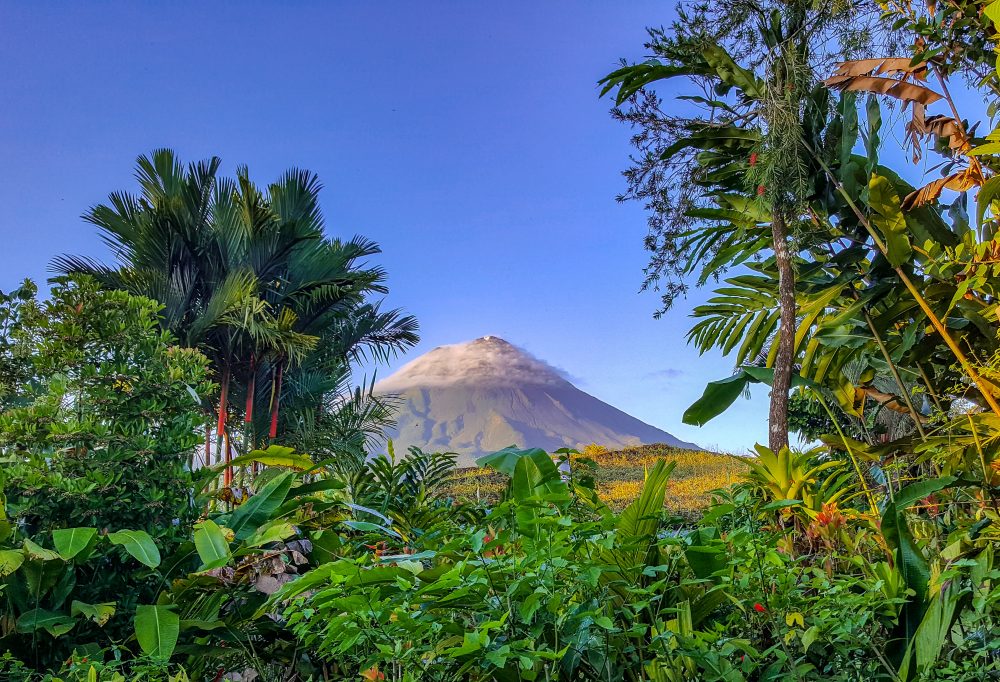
[599,0,888,453]
[0,276,213,540]
[53,149,419,478]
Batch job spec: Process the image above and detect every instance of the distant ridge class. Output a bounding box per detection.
[375,336,699,465]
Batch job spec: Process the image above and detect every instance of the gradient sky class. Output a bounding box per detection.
[5,2,960,453]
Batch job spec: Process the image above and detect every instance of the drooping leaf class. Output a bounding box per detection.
[107,529,161,568]
[702,45,765,99]
[683,368,817,426]
[16,608,77,637]
[340,520,401,539]
[71,600,116,626]
[23,538,61,562]
[598,61,706,105]
[825,59,941,106]
[902,166,983,210]
[881,476,957,669]
[290,477,346,496]
[910,584,960,678]
[193,520,231,569]
[682,373,750,427]
[134,605,180,659]
[685,527,728,581]
[21,559,64,598]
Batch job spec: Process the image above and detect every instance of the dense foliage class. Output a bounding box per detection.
[55,150,419,469]
[5,0,1000,679]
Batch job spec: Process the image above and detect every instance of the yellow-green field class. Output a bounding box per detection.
[445,444,748,515]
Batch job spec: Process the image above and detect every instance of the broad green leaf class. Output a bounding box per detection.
[71,600,116,626]
[221,472,294,541]
[837,92,858,172]
[660,125,759,160]
[52,527,98,561]
[16,608,77,637]
[868,174,912,267]
[873,163,958,246]
[593,615,615,630]
[24,538,61,562]
[893,477,958,510]
[193,520,231,569]
[899,583,962,680]
[243,520,297,548]
[685,527,727,581]
[0,549,25,577]
[290,477,346,496]
[478,446,567,503]
[682,373,750,426]
[21,559,64,597]
[108,529,161,568]
[511,455,548,504]
[683,367,817,426]
[134,605,179,659]
[478,446,552,477]
[225,445,313,471]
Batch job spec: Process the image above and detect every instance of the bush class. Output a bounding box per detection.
[0,277,212,672]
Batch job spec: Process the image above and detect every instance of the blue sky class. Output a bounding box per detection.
[11,1,957,453]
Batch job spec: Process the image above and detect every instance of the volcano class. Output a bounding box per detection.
[375,336,698,464]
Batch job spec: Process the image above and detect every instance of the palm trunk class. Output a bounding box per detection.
[223,428,233,488]
[245,354,257,475]
[769,210,795,453]
[217,363,231,486]
[269,360,284,440]
[204,423,212,469]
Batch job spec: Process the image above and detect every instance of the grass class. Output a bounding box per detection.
[445,443,748,516]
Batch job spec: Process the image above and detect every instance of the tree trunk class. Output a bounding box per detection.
[269,360,284,440]
[769,210,795,453]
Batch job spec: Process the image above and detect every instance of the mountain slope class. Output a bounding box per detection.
[375,336,698,464]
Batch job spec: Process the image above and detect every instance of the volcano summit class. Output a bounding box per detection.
[375,336,698,464]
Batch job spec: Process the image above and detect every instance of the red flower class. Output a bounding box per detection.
[749,152,758,166]
[756,185,766,196]
[361,665,386,681]
[753,602,766,613]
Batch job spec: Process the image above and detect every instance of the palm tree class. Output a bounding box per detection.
[54,149,418,472]
[600,1,880,451]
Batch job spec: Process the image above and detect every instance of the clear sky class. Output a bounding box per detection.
[2,2,793,453]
